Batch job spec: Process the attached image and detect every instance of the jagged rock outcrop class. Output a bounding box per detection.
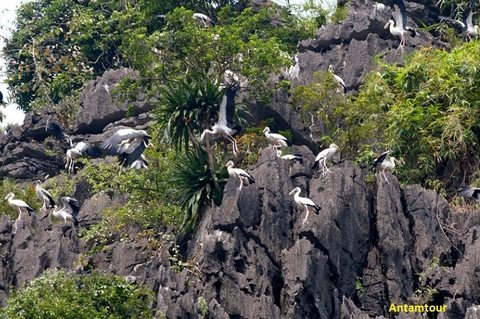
[0,68,154,180]
[0,0,479,318]
[265,0,445,151]
[0,139,479,318]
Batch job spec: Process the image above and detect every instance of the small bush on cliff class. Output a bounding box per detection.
[0,269,154,319]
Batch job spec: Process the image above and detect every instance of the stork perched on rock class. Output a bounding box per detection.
[439,0,478,41]
[193,13,215,28]
[100,128,152,167]
[312,143,340,174]
[328,65,347,94]
[226,160,255,191]
[5,192,35,234]
[47,122,101,173]
[277,149,303,175]
[35,180,55,210]
[372,150,402,184]
[289,187,321,225]
[52,196,80,227]
[263,127,291,148]
[384,0,417,50]
[65,141,102,174]
[457,186,480,202]
[200,83,241,156]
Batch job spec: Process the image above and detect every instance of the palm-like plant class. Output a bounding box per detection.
[170,146,228,232]
[153,76,224,153]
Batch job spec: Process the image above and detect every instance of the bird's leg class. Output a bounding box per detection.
[237,179,243,191]
[302,207,310,226]
[226,135,239,157]
[397,36,405,52]
[382,170,389,185]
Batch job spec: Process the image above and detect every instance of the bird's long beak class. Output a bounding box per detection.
[289,189,296,196]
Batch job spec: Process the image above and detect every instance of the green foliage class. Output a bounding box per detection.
[355,276,364,293]
[0,179,37,216]
[153,77,223,153]
[330,2,349,25]
[169,147,228,231]
[378,44,480,191]
[292,71,387,160]
[79,144,182,232]
[197,296,209,316]
[0,269,154,319]
[120,6,302,106]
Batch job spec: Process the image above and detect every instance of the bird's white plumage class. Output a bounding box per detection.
[276,149,302,161]
[130,154,149,170]
[263,127,290,148]
[100,129,150,150]
[200,84,240,156]
[328,65,346,94]
[101,128,151,167]
[35,180,55,210]
[193,13,215,28]
[5,192,35,214]
[65,141,101,174]
[52,196,80,226]
[372,150,402,183]
[384,0,417,49]
[289,187,321,225]
[226,160,255,191]
[312,143,340,173]
[439,0,478,40]
[5,192,35,234]
[277,150,303,175]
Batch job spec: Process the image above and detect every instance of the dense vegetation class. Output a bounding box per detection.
[0,269,154,318]
[2,0,480,312]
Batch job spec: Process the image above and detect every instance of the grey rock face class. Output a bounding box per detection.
[0,0,478,318]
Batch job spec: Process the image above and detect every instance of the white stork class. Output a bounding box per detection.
[35,180,55,210]
[200,83,241,156]
[100,128,152,167]
[289,187,321,225]
[384,0,417,50]
[5,192,35,216]
[52,196,80,227]
[328,65,347,94]
[372,150,402,184]
[5,192,35,234]
[193,13,215,28]
[65,141,101,174]
[277,149,303,162]
[263,127,291,148]
[457,186,480,202]
[439,0,478,41]
[277,149,303,175]
[226,160,255,191]
[312,143,340,174]
[47,122,101,173]
[130,154,149,170]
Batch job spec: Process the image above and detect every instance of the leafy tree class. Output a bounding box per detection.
[292,71,387,161]
[79,143,183,231]
[377,43,480,192]
[0,269,154,319]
